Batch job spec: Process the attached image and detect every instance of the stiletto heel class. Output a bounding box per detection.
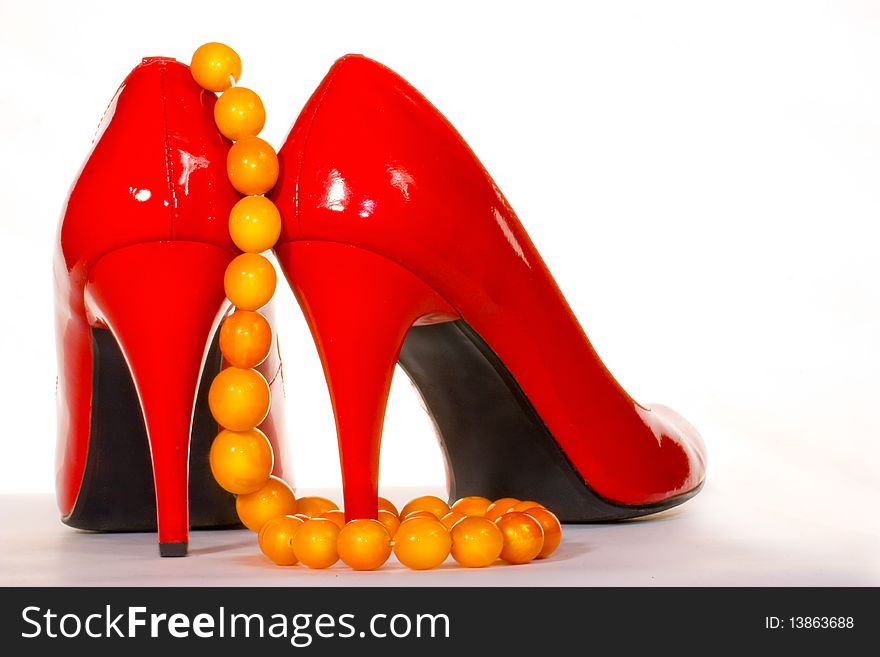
[275,241,457,520]
[85,242,230,555]
[55,56,289,556]
[272,55,706,520]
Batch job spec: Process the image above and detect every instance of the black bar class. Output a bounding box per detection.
[0,587,875,654]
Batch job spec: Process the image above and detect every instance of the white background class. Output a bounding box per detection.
[1,1,878,581]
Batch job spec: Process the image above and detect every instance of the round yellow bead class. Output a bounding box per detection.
[400,495,450,520]
[378,496,399,517]
[337,519,392,571]
[292,518,340,569]
[495,512,544,564]
[258,515,303,566]
[214,87,266,141]
[190,42,241,92]
[402,510,437,521]
[440,510,466,531]
[228,195,281,254]
[296,496,339,518]
[511,500,544,513]
[209,428,274,494]
[450,495,492,517]
[208,366,270,431]
[219,309,273,369]
[484,497,520,522]
[450,516,504,568]
[393,517,452,570]
[235,475,297,532]
[318,509,346,530]
[525,507,563,559]
[223,253,276,311]
[377,510,401,538]
[227,137,279,195]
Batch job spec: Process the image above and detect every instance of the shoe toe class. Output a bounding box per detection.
[640,403,707,494]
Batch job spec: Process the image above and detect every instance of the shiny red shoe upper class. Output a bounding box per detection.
[273,55,706,506]
[55,58,283,515]
[58,58,236,283]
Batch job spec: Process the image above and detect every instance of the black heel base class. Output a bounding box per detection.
[159,542,188,557]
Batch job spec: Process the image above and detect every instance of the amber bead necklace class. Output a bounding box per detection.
[189,42,562,571]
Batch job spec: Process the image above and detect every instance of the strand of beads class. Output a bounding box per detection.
[190,43,297,533]
[264,493,563,571]
[189,42,564,572]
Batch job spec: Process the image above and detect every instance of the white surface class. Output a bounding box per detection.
[1,485,876,586]
[0,1,878,584]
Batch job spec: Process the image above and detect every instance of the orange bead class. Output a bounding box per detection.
[296,496,339,518]
[214,87,266,141]
[258,515,303,566]
[209,428,273,494]
[377,510,401,538]
[292,518,340,569]
[208,366,270,431]
[224,253,276,311]
[450,516,504,568]
[485,497,521,522]
[378,496,399,517]
[400,495,450,519]
[440,511,466,531]
[219,309,273,369]
[190,42,241,92]
[525,507,563,559]
[402,510,437,521]
[393,517,452,570]
[511,500,544,513]
[227,137,279,195]
[495,512,544,564]
[450,495,492,517]
[235,475,297,532]
[319,509,346,529]
[228,195,281,254]
[337,519,392,571]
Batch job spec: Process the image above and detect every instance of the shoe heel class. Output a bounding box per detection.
[275,241,458,520]
[84,241,231,556]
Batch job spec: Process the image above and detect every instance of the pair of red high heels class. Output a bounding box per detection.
[55,55,706,556]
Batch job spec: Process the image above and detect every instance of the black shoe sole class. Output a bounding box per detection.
[61,327,241,534]
[398,320,703,522]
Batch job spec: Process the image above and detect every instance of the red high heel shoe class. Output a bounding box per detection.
[272,55,705,522]
[55,57,288,556]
